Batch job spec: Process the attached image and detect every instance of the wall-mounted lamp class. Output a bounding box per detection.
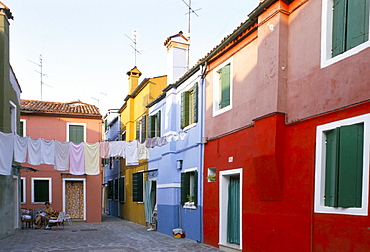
[176,160,183,170]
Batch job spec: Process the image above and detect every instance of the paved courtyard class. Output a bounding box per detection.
[0,215,220,252]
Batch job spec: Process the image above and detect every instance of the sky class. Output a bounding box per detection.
[7,0,259,114]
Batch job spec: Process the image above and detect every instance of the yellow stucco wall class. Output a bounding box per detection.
[119,72,166,225]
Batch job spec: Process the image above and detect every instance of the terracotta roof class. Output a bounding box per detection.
[20,99,101,117]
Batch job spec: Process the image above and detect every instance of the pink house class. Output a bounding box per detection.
[20,99,102,222]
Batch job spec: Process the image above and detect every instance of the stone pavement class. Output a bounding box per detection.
[0,215,220,252]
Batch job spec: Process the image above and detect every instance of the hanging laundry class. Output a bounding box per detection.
[69,142,85,175]
[54,141,69,171]
[40,139,55,165]
[109,141,125,157]
[84,142,100,175]
[14,134,28,163]
[0,132,14,175]
[137,141,149,160]
[27,137,41,165]
[157,136,169,147]
[125,140,139,166]
[99,141,109,158]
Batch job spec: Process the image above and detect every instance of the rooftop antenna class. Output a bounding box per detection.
[28,54,52,101]
[125,29,142,67]
[182,0,201,70]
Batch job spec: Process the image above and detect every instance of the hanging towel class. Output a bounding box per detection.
[137,141,149,160]
[27,137,41,165]
[84,142,100,175]
[109,141,125,157]
[40,139,55,165]
[99,142,109,158]
[157,136,169,147]
[54,141,69,171]
[14,134,28,163]
[0,132,14,175]
[69,142,85,175]
[125,140,139,166]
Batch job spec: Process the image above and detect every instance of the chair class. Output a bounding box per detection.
[47,211,65,230]
[64,213,72,225]
[21,208,33,229]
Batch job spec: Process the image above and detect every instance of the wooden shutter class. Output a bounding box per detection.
[346,0,369,51]
[132,172,143,202]
[338,123,364,207]
[227,177,240,244]
[136,120,140,141]
[34,180,49,202]
[107,180,113,200]
[141,115,146,143]
[324,128,340,207]
[193,171,198,206]
[19,121,24,137]
[220,65,231,108]
[157,110,161,137]
[193,83,198,124]
[181,172,190,205]
[114,178,119,200]
[181,92,190,129]
[332,0,347,57]
[119,177,125,202]
[69,125,84,143]
[148,115,153,138]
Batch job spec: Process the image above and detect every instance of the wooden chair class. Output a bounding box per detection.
[47,211,65,230]
[20,208,33,229]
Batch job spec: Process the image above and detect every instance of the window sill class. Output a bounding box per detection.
[183,123,196,131]
[183,202,196,209]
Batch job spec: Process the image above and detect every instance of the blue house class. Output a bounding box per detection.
[147,32,205,242]
[102,109,121,218]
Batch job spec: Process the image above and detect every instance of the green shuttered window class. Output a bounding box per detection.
[136,116,147,143]
[181,83,198,129]
[33,180,50,203]
[69,124,84,143]
[119,177,125,203]
[332,0,369,57]
[132,172,143,202]
[181,171,198,206]
[324,123,364,208]
[148,111,161,138]
[218,64,231,109]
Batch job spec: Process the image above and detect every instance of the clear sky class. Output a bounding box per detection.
[7,0,259,114]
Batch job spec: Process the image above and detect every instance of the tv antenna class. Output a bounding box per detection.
[125,30,142,67]
[182,0,201,69]
[28,54,52,100]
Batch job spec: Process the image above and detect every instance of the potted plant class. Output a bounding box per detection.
[207,174,216,182]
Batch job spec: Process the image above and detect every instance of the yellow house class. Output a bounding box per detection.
[119,66,166,225]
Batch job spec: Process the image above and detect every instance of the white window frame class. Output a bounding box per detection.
[20,119,26,137]
[66,122,86,142]
[219,168,243,250]
[321,0,370,68]
[9,100,17,133]
[31,177,52,204]
[21,177,26,204]
[213,58,233,117]
[314,113,370,215]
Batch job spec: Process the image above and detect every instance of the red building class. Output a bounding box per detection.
[20,100,102,222]
[203,0,370,251]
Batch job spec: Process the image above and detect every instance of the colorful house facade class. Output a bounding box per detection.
[20,100,102,223]
[202,0,370,251]
[147,32,205,241]
[118,67,167,226]
[0,2,21,240]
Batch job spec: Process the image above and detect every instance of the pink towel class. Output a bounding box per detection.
[99,142,109,158]
[69,142,85,175]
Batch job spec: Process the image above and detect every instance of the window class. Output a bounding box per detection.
[314,114,370,215]
[67,123,86,143]
[107,180,113,200]
[132,172,143,202]
[114,178,119,200]
[10,101,17,133]
[21,177,26,204]
[148,111,161,138]
[181,169,198,207]
[213,60,233,116]
[321,0,370,67]
[136,116,146,144]
[19,119,26,137]
[181,83,198,129]
[32,178,52,203]
[119,176,125,203]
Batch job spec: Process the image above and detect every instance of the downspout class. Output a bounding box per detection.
[198,62,207,242]
[118,114,122,219]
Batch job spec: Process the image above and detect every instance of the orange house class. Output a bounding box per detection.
[19,99,102,222]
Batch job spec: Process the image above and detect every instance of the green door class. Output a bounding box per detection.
[227,176,240,244]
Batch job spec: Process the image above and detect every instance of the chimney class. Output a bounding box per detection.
[126,66,142,94]
[164,31,189,85]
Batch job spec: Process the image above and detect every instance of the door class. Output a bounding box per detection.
[65,181,84,219]
[227,176,240,244]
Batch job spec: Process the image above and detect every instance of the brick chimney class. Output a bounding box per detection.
[164,31,189,85]
[126,66,142,94]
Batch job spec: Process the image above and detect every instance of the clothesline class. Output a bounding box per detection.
[0,130,187,176]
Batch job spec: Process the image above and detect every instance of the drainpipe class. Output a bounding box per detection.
[118,113,122,219]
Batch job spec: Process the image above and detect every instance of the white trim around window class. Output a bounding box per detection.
[314,113,370,215]
[66,122,86,142]
[20,119,26,137]
[21,177,26,204]
[31,177,52,204]
[320,0,370,68]
[213,58,233,117]
[9,100,17,133]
